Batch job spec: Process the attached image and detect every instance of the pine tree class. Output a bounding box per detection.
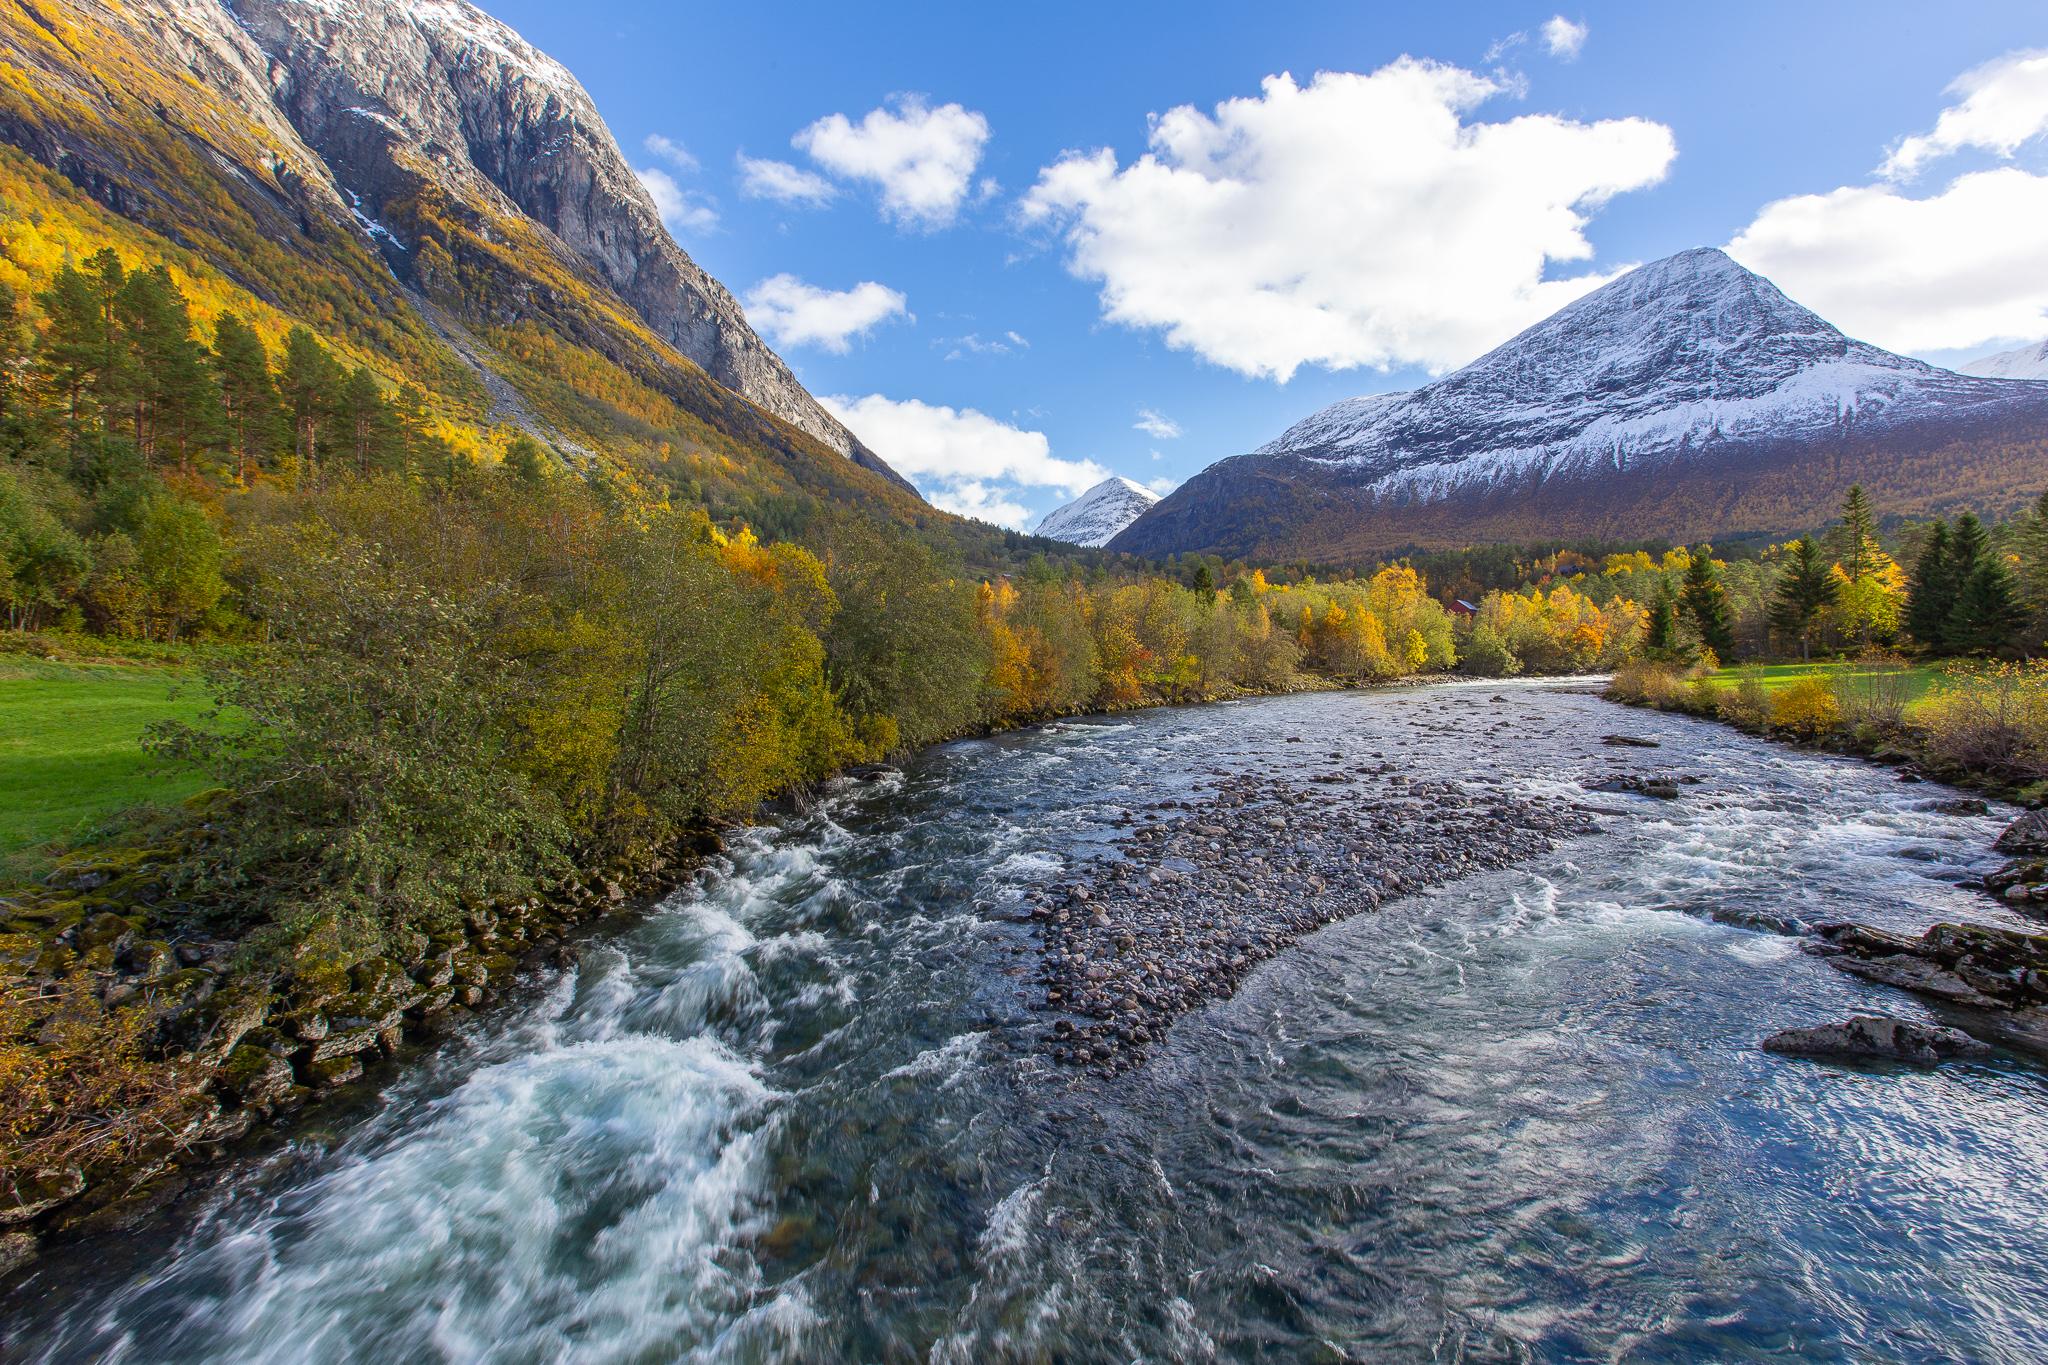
[212,313,280,483]
[1189,560,1216,594]
[117,265,218,468]
[1905,520,1957,650]
[337,366,402,474]
[1828,484,1879,584]
[1767,536,1836,659]
[278,325,342,480]
[1643,579,1679,657]
[37,263,111,453]
[0,281,22,438]
[1679,547,1736,662]
[2013,489,2048,640]
[1946,556,2027,656]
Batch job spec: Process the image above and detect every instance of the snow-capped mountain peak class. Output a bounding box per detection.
[1250,246,2005,500]
[1960,340,2048,382]
[1034,477,1160,547]
[1112,247,2048,561]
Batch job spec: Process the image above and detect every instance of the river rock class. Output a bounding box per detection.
[1036,771,1593,1073]
[0,1168,86,1227]
[1995,810,2048,857]
[0,1228,36,1277]
[1763,1015,1990,1064]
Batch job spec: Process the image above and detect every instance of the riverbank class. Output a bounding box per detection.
[0,668,1357,1274]
[14,681,2046,1361]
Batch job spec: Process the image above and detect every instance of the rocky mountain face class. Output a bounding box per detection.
[221,0,907,489]
[1113,249,2048,560]
[0,0,917,499]
[1961,340,2048,382]
[1033,477,1161,547]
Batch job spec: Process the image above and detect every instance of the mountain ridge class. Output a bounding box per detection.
[1112,248,2048,560]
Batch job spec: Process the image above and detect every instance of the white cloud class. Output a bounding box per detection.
[795,96,991,228]
[741,274,909,353]
[635,166,718,234]
[1133,407,1181,439]
[737,154,839,206]
[938,331,1027,360]
[1021,61,1674,380]
[1728,166,2048,353]
[643,133,699,173]
[819,393,1108,529]
[1882,49,2048,179]
[1145,476,1177,496]
[1541,16,1588,60]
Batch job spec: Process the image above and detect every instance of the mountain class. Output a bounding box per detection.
[1033,477,1161,547]
[1960,341,2048,382]
[0,0,920,509]
[1111,249,2048,560]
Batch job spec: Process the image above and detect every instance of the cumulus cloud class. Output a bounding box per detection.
[1133,407,1181,439]
[742,275,909,352]
[1020,61,1674,380]
[1882,49,2048,179]
[642,133,699,173]
[635,166,718,234]
[795,96,991,228]
[819,393,1108,528]
[737,154,839,206]
[1541,16,1588,60]
[1728,167,2048,353]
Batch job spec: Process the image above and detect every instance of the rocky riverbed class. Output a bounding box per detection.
[1031,769,1594,1071]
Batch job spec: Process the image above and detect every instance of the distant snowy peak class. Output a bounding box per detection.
[1252,246,2029,499]
[1960,340,2048,381]
[1035,477,1160,547]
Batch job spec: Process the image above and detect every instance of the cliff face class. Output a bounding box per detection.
[221,0,908,488]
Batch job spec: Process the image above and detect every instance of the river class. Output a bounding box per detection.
[9,680,2048,1362]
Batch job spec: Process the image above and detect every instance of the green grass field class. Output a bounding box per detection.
[1705,659,1950,713]
[0,651,215,866]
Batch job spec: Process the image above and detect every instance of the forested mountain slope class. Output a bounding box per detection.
[0,0,924,523]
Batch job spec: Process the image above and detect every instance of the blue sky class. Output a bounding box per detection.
[484,0,2048,529]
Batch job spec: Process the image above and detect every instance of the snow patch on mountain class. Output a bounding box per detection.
[1256,248,2044,501]
[1960,340,2048,381]
[1034,477,1161,547]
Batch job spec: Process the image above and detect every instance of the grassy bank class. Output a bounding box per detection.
[0,650,213,871]
[1695,659,1948,714]
[1607,656,2048,805]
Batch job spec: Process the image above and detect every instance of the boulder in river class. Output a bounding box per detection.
[1994,810,2048,857]
[1763,1014,1990,1064]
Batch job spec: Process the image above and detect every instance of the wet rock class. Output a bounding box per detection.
[1,1168,85,1226]
[1588,775,1682,800]
[1995,810,2048,857]
[305,1054,364,1089]
[220,1044,296,1109]
[0,1229,35,1277]
[1600,734,1662,748]
[1923,797,1991,817]
[1763,1014,1991,1064]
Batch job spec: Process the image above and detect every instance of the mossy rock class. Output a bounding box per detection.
[304,1054,363,1089]
[74,911,136,951]
[219,1044,295,1108]
[171,976,268,1059]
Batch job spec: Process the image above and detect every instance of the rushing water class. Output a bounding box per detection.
[11,681,2048,1363]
